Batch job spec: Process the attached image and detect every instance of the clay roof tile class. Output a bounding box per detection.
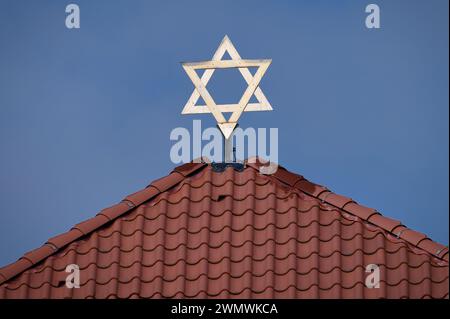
[321,193,354,209]
[172,162,207,177]
[342,202,379,221]
[22,245,55,265]
[367,214,403,233]
[399,229,428,247]
[123,186,159,207]
[150,172,184,192]
[0,159,447,298]
[295,179,328,197]
[73,214,110,235]
[46,228,84,250]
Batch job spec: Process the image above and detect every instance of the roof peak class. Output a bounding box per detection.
[0,159,447,285]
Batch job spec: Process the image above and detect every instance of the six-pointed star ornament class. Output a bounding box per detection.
[181,35,273,139]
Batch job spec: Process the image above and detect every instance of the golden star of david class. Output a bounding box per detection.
[181,35,273,139]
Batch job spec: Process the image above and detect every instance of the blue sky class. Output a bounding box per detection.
[0,0,448,266]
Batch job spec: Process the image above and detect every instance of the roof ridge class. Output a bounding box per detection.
[245,158,449,264]
[0,157,447,286]
[0,161,207,285]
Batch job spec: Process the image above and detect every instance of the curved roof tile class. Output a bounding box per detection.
[0,159,447,298]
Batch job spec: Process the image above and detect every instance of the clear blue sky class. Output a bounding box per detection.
[0,0,448,266]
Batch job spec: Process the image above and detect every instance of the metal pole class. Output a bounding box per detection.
[224,135,233,163]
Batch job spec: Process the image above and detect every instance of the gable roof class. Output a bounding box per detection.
[0,158,448,298]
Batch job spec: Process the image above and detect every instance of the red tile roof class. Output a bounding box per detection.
[0,159,448,298]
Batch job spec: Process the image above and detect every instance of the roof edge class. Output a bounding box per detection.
[0,157,447,286]
[245,158,449,264]
[0,161,208,285]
